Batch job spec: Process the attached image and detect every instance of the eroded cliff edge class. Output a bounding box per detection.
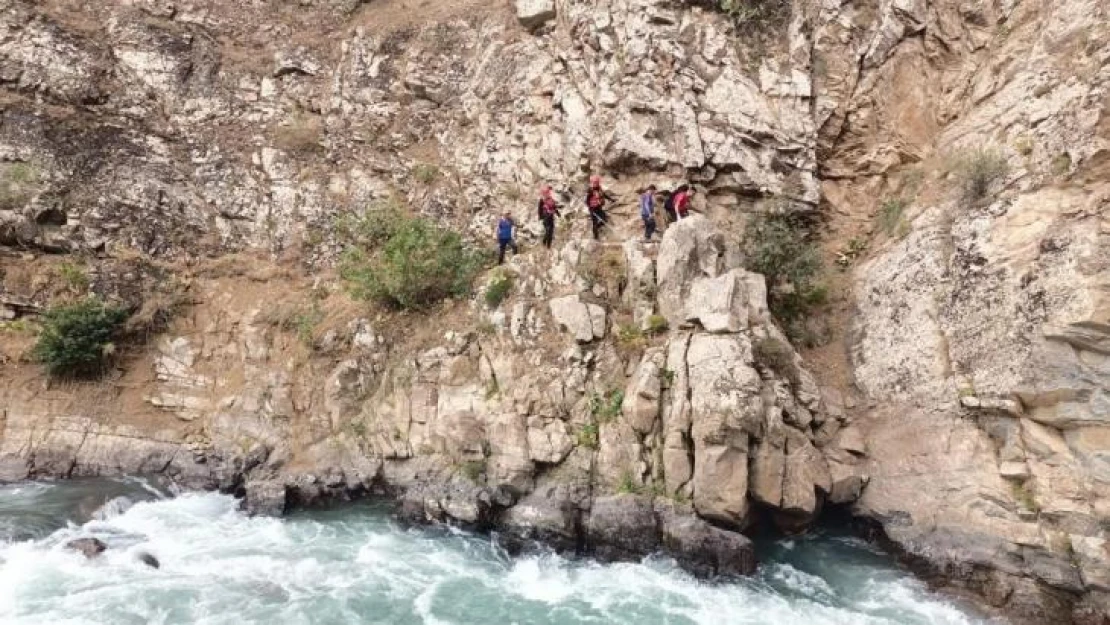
[0,0,1107,622]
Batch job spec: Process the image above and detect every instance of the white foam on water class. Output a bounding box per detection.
[0,489,993,625]
[767,562,838,600]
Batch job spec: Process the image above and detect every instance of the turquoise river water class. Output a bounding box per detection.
[0,479,996,625]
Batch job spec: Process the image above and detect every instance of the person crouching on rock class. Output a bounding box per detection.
[585,175,614,240]
[640,184,658,242]
[537,184,561,249]
[496,211,518,265]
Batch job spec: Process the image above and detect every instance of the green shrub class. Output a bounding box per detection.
[753,336,800,385]
[292,304,323,346]
[836,237,868,268]
[577,422,600,449]
[0,319,33,334]
[661,368,676,386]
[412,163,440,185]
[717,0,791,32]
[459,459,486,482]
[615,323,645,350]
[56,262,89,291]
[335,201,402,248]
[32,298,128,377]
[0,162,40,210]
[340,209,486,311]
[484,377,500,400]
[742,212,826,339]
[580,247,627,295]
[347,420,368,438]
[484,271,513,309]
[616,470,644,495]
[589,389,624,423]
[1011,482,1040,513]
[952,149,1009,201]
[1051,153,1072,176]
[645,314,669,335]
[877,198,906,236]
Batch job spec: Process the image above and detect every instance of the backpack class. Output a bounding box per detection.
[587,189,604,210]
[663,193,676,214]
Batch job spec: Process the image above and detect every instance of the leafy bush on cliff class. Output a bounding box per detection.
[484,270,513,309]
[742,212,826,338]
[0,162,39,210]
[32,298,127,377]
[340,205,486,311]
[753,336,800,385]
[716,0,791,32]
[952,149,1009,202]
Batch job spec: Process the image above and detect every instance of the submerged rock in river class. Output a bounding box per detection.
[66,537,107,559]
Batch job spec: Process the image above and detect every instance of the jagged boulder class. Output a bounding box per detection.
[499,482,583,553]
[685,269,768,333]
[656,216,741,328]
[515,0,556,31]
[243,480,288,517]
[586,495,659,561]
[658,503,756,577]
[548,294,606,343]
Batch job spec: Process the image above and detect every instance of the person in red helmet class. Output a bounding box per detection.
[584,175,615,240]
[537,184,562,248]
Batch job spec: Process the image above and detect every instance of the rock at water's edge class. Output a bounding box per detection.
[243,480,288,517]
[658,503,757,577]
[586,495,660,560]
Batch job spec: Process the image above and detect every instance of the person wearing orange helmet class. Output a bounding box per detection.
[584,175,615,240]
[537,184,562,248]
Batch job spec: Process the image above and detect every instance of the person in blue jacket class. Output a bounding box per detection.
[640,184,657,242]
[496,211,518,265]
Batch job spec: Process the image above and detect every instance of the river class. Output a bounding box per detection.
[0,479,995,625]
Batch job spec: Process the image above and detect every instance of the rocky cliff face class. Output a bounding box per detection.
[0,0,1107,622]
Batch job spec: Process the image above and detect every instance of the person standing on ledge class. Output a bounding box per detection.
[584,175,615,240]
[537,184,561,249]
[640,184,657,242]
[496,211,518,265]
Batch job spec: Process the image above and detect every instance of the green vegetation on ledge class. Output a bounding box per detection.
[339,201,487,311]
[742,212,827,343]
[32,298,128,377]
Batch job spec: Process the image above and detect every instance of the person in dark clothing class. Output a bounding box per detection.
[663,184,685,224]
[640,184,657,242]
[496,211,518,265]
[585,175,615,240]
[537,184,562,248]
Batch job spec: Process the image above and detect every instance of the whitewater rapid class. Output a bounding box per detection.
[0,480,992,625]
